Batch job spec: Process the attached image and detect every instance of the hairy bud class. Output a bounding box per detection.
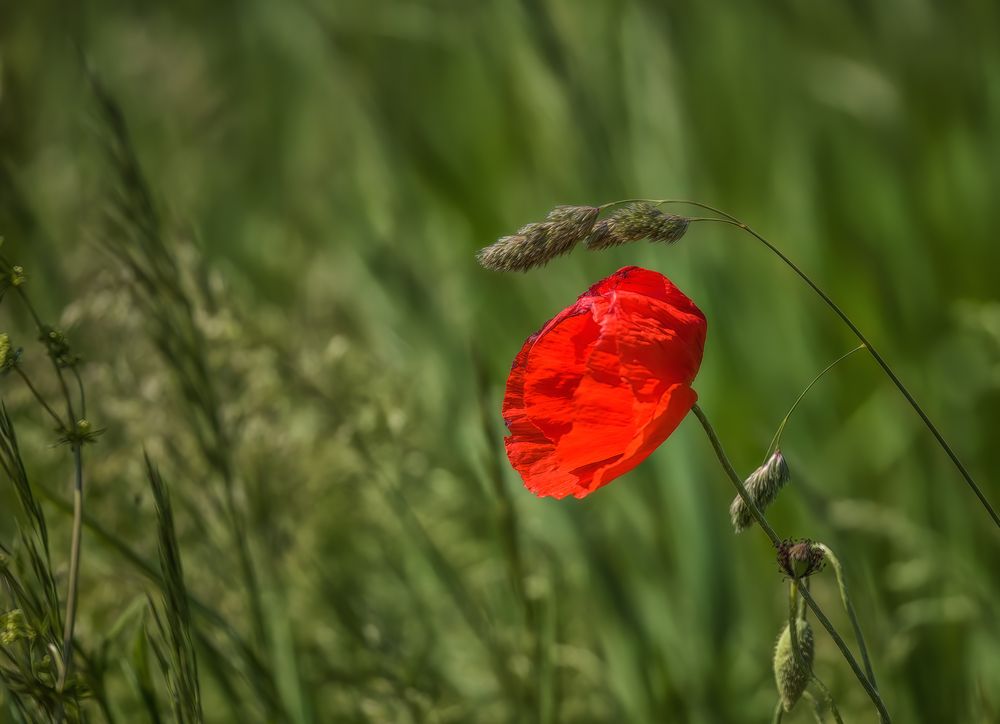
[777,539,826,580]
[774,618,814,711]
[478,205,598,272]
[730,450,790,533]
[585,202,688,250]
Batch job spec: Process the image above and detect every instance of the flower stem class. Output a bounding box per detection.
[670,201,999,530]
[689,403,890,723]
[796,583,886,722]
[58,446,84,697]
[789,584,845,724]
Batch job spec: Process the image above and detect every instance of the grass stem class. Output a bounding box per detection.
[818,543,878,691]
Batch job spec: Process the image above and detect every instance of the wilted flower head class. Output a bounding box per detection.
[776,539,826,579]
[478,205,599,272]
[773,618,814,711]
[585,202,688,251]
[730,450,791,532]
[503,267,707,498]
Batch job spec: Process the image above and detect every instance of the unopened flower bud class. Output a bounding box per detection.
[774,618,814,711]
[776,539,826,580]
[730,450,790,533]
[57,418,103,448]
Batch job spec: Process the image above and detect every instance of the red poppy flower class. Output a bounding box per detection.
[503,266,707,499]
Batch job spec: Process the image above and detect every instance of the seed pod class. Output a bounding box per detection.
[774,618,814,711]
[730,450,791,533]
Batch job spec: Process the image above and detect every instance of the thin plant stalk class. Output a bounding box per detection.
[58,446,84,699]
[12,366,65,430]
[818,543,878,691]
[765,344,865,461]
[654,200,998,530]
[689,403,890,723]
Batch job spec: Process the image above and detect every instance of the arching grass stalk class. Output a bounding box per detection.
[690,403,891,723]
[764,344,865,462]
[817,543,878,690]
[632,199,999,530]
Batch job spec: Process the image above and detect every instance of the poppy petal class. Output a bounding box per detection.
[502,266,707,499]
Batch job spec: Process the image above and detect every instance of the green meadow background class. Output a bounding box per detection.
[2,1,999,721]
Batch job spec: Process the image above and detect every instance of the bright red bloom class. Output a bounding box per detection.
[503,266,707,499]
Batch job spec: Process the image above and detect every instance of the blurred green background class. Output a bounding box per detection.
[1,1,999,722]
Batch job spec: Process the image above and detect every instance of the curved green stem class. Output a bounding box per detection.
[787,582,808,678]
[690,403,890,723]
[796,583,888,723]
[690,404,781,545]
[58,447,83,698]
[12,366,66,431]
[818,543,878,691]
[765,345,865,461]
[665,200,998,530]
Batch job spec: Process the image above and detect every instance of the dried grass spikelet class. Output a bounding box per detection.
[730,450,790,533]
[585,202,688,251]
[774,618,814,712]
[478,205,598,272]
